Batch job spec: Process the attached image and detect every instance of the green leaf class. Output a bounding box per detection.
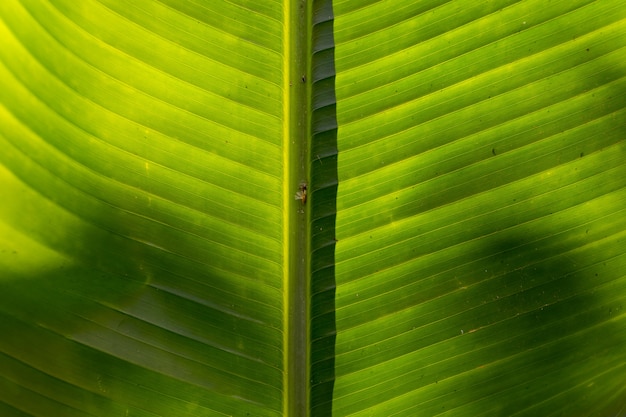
[1,0,287,415]
[2,1,626,416]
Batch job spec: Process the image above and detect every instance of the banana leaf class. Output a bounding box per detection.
[1,0,625,416]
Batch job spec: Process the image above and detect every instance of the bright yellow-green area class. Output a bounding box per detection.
[0,162,89,279]
[0,214,71,281]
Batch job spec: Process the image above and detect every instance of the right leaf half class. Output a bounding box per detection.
[322,0,626,415]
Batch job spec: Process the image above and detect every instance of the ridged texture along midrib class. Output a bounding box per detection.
[329,0,626,415]
[0,0,286,416]
[309,0,340,415]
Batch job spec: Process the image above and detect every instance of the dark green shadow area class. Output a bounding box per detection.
[309,0,338,415]
[460,232,626,416]
[0,164,285,417]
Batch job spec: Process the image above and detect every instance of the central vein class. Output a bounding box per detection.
[283,0,311,416]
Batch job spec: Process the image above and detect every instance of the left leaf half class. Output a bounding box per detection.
[0,1,286,416]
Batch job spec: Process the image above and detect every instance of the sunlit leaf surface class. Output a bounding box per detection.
[1,0,285,415]
[1,1,626,416]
